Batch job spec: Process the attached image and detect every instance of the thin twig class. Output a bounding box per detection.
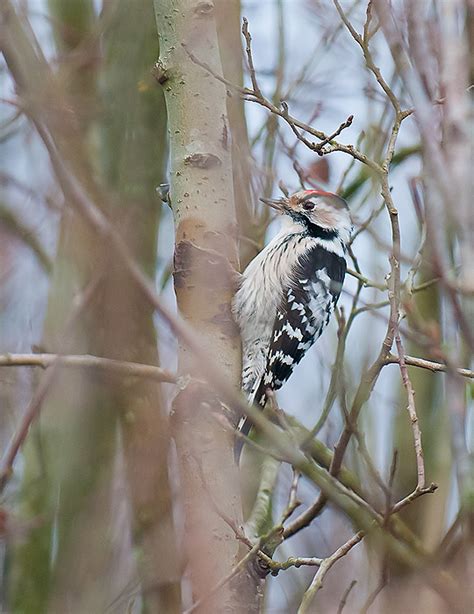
[360,567,388,614]
[384,354,474,378]
[183,26,380,173]
[242,17,262,97]
[313,114,354,153]
[332,0,403,115]
[337,579,357,614]
[346,267,386,290]
[397,331,425,491]
[390,482,438,515]
[280,469,301,524]
[389,332,440,512]
[297,532,364,614]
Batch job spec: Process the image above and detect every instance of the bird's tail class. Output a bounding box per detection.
[234,414,254,462]
[234,378,269,463]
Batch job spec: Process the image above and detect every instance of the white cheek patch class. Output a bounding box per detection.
[312,205,339,228]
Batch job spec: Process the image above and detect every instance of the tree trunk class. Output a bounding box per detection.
[101,2,181,611]
[215,0,257,269]
[153,1,261,610]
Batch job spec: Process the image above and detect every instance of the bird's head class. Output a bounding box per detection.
[261,189,352,240]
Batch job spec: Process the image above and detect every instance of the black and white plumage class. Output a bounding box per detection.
[232,189,352,449]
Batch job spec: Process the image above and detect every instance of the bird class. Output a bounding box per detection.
[232,189,352,456]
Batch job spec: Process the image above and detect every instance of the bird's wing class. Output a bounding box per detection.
[254,245,346,406]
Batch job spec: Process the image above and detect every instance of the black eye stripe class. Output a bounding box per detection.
[303,201,315,211]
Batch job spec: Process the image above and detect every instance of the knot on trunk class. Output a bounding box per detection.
[193,1,214,17]
[173,239,230,290]
[184,152,222,168]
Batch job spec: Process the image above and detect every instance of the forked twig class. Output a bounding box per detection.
[297,532,364,614]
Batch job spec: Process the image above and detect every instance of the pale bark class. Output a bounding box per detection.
[153,1,260,610]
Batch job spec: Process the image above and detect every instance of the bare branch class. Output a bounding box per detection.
[241,17,262,97]
[184,22,381,173]
[332,0,403,115]
[297,532,364,614]
[384,354,474,379]
[0,353,177,383]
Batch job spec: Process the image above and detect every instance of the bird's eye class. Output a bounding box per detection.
[303,201,315,211]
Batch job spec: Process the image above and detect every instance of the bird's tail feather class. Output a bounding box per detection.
[234,380,269,463]
[233,415,254,462]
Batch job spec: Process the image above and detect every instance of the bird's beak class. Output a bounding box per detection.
[259,197,288,213]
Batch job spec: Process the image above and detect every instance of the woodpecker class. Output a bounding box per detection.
[232,189,352,453]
